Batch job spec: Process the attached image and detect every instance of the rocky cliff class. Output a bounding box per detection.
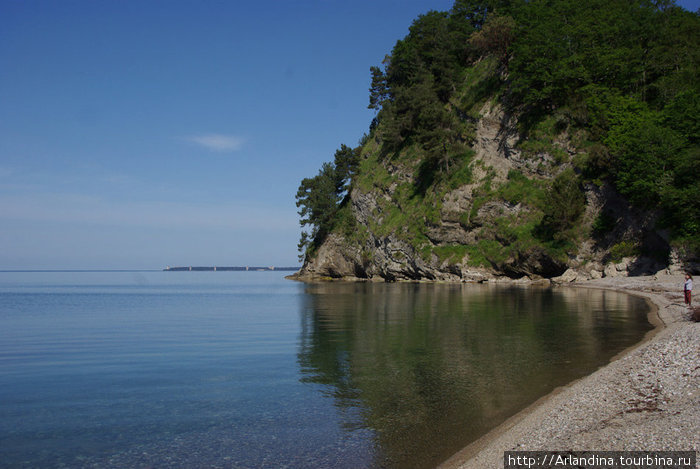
[290,2,700,283]
[293,102,679,283]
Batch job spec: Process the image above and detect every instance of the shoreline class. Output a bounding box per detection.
[438,273,699,468]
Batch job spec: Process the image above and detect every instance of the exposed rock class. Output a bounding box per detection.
[442,186,475,220]
[553,268,579,283]
[481,245,566,279]
[668,247,700,275]
[472,102,525,183]
[616,257,634,272]
[603,263,621,278]
[363,235,437,281]
[471,200,522,228]
[351,188,382,228]
[296,233,363,280]
[459,269,490,283]
[426,221,475,245]
[294,102,676,283]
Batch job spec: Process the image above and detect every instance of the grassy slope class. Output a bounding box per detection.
[335,57,583,274]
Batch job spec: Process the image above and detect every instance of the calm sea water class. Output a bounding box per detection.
[0,272,652,468]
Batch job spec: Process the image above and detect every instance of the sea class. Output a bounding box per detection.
[0,271,653,468]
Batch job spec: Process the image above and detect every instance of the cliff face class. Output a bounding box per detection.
[292,2,700,283]
[294,103,675,283]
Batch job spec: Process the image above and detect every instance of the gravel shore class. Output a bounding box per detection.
[440,273,699,469]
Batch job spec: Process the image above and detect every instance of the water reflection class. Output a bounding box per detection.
[297,283,652,469]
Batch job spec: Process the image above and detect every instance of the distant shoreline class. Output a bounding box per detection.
[163,266,300,272]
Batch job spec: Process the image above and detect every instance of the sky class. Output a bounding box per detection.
[1,0,698,270]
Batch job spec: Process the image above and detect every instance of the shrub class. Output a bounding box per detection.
[592,211,616,238]
[536,169,586,241]
[609,241,640,262]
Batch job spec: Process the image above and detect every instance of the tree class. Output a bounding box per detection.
[663,90,700,144]
[373,10,470,157]
[368,65,389,111]
[468,14,516,64]
[296,145,360,260]
[537,169,586,241]
[607,112,683,207]
[506,0,662,112]
[645,6,700,105]
[333,144,360,190]
[296,162,341,259]
[450,0,493,30]
[660,146,700,242]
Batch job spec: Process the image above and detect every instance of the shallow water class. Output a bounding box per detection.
[0,272,652,468]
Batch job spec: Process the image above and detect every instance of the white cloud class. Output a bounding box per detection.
[188,134,245,152]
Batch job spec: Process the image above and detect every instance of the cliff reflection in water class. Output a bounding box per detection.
[297,283,652,469]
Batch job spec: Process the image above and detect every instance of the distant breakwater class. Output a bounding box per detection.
[163,266,299,272]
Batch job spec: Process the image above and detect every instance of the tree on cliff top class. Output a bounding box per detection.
[295,145,360,261]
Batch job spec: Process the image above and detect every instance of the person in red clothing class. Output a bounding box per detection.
[684,273,693,307]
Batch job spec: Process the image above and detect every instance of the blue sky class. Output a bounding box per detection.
[0,0,457,269]
[1,0,698,270]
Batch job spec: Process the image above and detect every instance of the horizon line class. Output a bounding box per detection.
[0,267,301,273]
[0,269,162,273]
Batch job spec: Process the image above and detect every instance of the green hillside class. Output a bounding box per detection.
[295,0,700,280]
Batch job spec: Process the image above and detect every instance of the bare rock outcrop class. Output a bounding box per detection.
[292,233,364,280]
[293,102,679,283]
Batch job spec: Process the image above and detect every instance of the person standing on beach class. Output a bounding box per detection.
[684,273,693,306]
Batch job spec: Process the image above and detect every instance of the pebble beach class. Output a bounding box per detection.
[440,273,699,469]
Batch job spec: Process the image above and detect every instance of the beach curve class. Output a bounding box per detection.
[438,273,699,469]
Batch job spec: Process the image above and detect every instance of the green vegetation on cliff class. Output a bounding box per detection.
[296,0,700,271]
